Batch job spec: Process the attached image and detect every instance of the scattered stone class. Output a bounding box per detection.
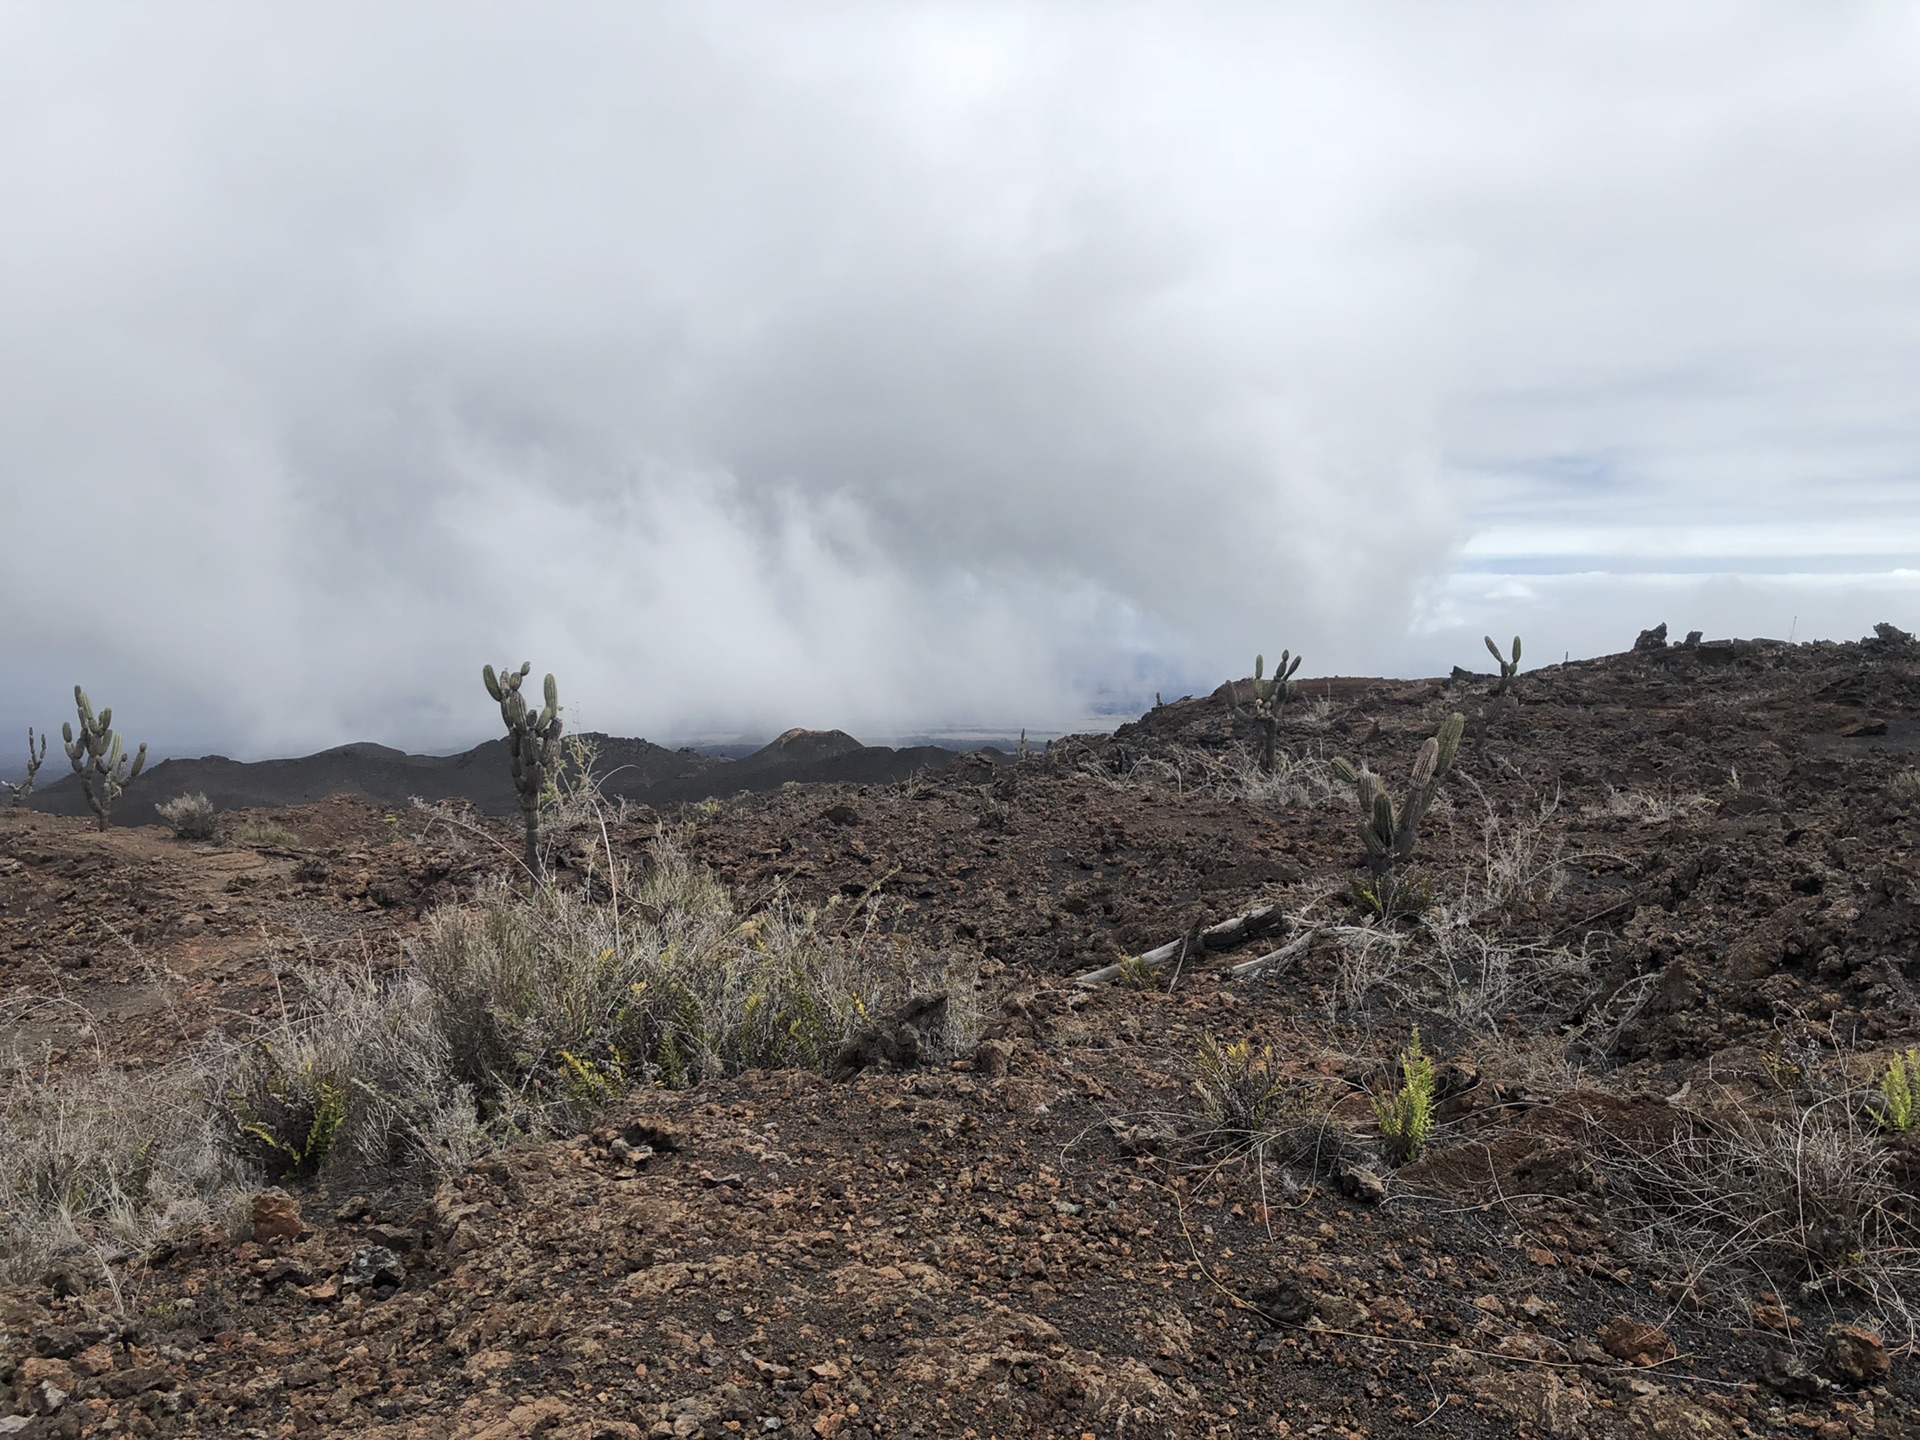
[1333,1157,1387,1204]
[101,1366,170,1399]
[342,1245,407,1290]
[832,993,950,1078]
[1821,1324,1891,1387]
[974,1037,1015,1078]
[1598,1316,1675,1366]
[250,1188,303,1243]
[363,1223,419,1252]
[1760,1348,1826,1398]
[1248,1279,1313,1325]
[1634,622,1670,652]
[30,1330,81,1361]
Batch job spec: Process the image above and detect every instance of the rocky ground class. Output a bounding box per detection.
[4,626,1920,1437]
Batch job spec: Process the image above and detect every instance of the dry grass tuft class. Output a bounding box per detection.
[1599,1094,1920,1338]
[0,831,974,1282]
[0,1057,243,1284]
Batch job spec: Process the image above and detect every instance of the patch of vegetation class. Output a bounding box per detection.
[1116,952,1161,991]
[156,792,218,841]
[1891,767,1920,808]
[1372,1028,1436,1165]
[0,832,974,1278]
[230,822,298,848]
[1193,1036,1287,1139]
[1877,1049,1920,1134]
[0,1051,242,1284]
[415,834,972,1106]
[1601,1094,1920,1330]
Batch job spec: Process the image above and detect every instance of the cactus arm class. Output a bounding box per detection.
[1409,736,1439,791]
[1435,712,1464,774]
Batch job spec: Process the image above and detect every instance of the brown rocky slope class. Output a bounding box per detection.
[4,626,1920,1437]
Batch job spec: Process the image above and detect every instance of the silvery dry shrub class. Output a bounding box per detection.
[156,792,217,841]
[0,1056,242,1282]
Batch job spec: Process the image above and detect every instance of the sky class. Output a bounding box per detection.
[2,4,1917,761]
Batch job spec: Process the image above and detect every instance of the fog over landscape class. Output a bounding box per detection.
[2,5,1917,762]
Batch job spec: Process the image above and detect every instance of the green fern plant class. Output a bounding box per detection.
[230,1051,347,1182]
[1373,1028,1436,1165]
[1116,953,1160,991]
[1880,1050,1920,1133]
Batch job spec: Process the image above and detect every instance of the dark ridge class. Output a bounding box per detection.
[25,728,992,820]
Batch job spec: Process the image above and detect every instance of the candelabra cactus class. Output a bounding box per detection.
[62,688,146,831]
[5,728,47,810]
[1484,634,1522,696]
[1230,650,1303,775]
[484,661,563,879]
[1332,713,1464,876]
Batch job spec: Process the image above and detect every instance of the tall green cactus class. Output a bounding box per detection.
[62,688,146,832]
[1332,713,1464,876]
[5,728,47,810]
[1484,634,1522,696]
[1230,650,1303,775]
[484,661,563,879]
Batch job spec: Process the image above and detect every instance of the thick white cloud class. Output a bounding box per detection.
[0,4,1916,758]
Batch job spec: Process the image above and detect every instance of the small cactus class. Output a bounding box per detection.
[1333,713,1464,876]
[1484,634,1522,696]
[484,661,563,879]
[62,688,146,831]
[4,728,47,810]
[1230,650,1303,775]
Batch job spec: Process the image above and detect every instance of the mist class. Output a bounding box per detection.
[2,5,1916,760]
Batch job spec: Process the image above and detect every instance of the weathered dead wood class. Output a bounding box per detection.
[1225,928,1316,978]
[1071,904,1286,986]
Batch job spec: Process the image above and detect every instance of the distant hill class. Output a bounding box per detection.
[28,727,1000,821]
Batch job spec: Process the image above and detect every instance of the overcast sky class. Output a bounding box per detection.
[2,4,1917,760]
